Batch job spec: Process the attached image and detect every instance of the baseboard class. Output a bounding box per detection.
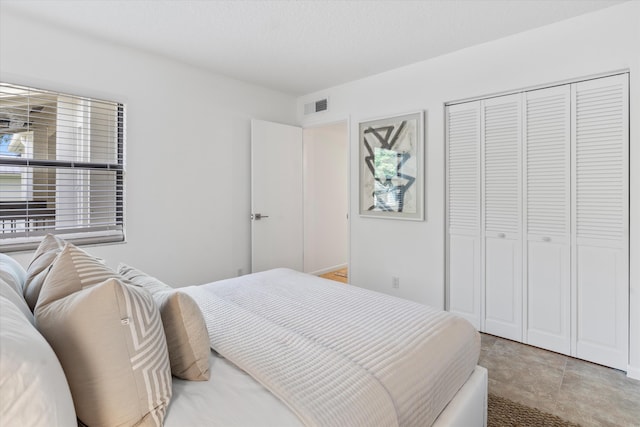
[309,263,347,276]
[627,365,640,380]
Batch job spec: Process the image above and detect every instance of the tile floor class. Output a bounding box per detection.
[479,333,640,426]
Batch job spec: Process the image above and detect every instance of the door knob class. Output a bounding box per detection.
[251,213,269,220]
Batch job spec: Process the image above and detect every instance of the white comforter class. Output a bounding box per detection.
[183,268,480,427]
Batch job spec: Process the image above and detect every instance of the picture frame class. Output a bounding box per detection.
[358,111,424,220]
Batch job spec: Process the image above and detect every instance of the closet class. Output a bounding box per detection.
[446,73,629,370]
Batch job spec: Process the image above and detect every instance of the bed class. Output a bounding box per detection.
[167,268,487,427]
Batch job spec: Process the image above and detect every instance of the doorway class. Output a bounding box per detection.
[302,121,349,282]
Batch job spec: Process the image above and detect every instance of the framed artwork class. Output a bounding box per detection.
[358,111,424,220]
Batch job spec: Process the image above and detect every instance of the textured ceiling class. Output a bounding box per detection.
[0,0,627,95]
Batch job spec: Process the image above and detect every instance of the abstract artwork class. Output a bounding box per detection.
[359,111,424,220]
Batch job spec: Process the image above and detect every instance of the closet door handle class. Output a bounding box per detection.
[542,236,551,242]
[497,233,506,238]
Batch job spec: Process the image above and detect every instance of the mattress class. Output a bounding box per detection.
[181,268,480,426]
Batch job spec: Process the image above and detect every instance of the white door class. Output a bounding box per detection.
[523,85,571,354]
[251,119,303,273]
[572,74,629,370]
[482,94,523,341]
[446,101,482,329]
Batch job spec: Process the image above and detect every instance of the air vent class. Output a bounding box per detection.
[315,98,327,112]
[304,98,329,115]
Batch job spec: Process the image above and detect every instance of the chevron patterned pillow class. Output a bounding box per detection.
[34,243,172,427]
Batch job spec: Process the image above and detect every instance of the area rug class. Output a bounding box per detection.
[488,393,581,427]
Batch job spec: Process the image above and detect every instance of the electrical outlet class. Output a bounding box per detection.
[392,276,400,288]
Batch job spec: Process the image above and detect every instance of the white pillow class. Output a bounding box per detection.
[0,278,33,325]
[0,253,27,295]
[0,296,77,427]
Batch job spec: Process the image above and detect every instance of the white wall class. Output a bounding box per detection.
[1,10,297,287]
[303,122,348,275]
[297,2,640,377]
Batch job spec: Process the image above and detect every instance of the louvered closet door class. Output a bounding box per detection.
[482,94,522,341]
[524,85,571,354]
[446,101,482,329]
[572,74,629,370]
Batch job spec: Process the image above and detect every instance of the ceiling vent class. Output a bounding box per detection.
[304,98,328,115]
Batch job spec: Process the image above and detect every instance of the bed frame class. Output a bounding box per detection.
[433,365,488,427]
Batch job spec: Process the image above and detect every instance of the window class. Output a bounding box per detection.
[0,82,124,251]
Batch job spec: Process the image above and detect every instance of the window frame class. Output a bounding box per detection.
[0,82,125,252]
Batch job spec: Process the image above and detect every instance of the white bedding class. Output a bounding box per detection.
[182,268,480,427]
[165,351,488,427]
[166,351,302,427]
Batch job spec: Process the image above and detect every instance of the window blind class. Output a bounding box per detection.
[0,82,124,251]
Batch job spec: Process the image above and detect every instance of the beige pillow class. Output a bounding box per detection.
[23,234,65,310]
[119,263,211,381]
[35,244,172,427]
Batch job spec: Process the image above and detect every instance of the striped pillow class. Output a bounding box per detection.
[35,244,172,427]
[36,243,122,302]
